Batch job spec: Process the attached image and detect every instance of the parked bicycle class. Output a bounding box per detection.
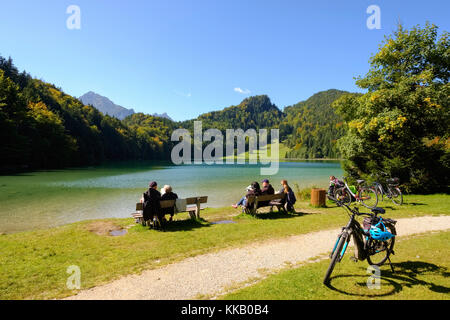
[334,178,378,209]
[323,201,397,284]
[372,172,403,205]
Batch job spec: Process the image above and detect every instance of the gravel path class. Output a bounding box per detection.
[66,215,450,300]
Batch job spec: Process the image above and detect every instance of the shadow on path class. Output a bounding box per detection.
[325,260,449,298]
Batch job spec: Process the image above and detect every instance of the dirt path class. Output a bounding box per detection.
[66,215,450,300]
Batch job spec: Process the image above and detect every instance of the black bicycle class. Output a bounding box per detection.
[323,201,397,284]
[372,173,403,205]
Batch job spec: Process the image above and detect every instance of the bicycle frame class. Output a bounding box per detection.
[373,181,386,200]
[374,173,400,198]
[342,180,370,203]
[373,180,397,200]
[325,202,397,284]
[336,212,367,261]
[373,181,385,195]
[343,181,357,198]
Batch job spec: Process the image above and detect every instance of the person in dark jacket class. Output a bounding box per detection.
[160,185,178,222]
[261,179,275,195]
[143,181,161,224]
[259,179,275,207]
[279,179,296,212]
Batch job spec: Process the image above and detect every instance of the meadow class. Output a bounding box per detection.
[0,194,448,300]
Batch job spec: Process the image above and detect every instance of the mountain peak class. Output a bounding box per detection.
[79,92,135,120]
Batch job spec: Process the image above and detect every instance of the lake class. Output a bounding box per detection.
[0,160,343,233]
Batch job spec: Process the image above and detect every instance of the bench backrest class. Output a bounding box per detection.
[160,200,176,209]
[186,196,208,205]
[246,193,285,205]
[136,196,208,211]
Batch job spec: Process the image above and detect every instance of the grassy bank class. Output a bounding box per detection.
[222,231,450,300]
[0,194,449,299]
[223,142,293,160]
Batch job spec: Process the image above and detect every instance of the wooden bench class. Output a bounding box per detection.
[131,196,208,226]
[245,193,287,215]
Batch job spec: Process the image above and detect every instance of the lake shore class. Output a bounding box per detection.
[0,161,343,233]
[1,194,449,300]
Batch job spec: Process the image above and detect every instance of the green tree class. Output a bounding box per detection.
[0,69,31,167]
[282,89,352,159]
[333,23,449,193]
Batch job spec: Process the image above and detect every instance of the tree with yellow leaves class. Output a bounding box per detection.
[333,23,449,193]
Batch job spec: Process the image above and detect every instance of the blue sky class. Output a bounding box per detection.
[0,0,448,121]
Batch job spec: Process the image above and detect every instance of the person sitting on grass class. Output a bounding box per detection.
[143,181,161,227]
[160,185,178,222]
[232,181,262,210]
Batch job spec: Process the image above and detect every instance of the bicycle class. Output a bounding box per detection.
[323,201,397,285]
[334,178,378,209]
[372,173,403,205]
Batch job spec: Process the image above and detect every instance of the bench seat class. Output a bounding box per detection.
[131,196,208,226]
[245,193,287,215]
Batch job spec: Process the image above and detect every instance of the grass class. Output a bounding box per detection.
[223,142,292,161]
[222,231,450,300]
[221,141,341,161]
[0,194,449,300]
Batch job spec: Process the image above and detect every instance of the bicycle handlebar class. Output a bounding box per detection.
[335,200,372,217]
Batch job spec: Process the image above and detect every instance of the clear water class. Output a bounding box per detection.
[0,160,342,233]
[109,229,128,236]
[211,220,237,225]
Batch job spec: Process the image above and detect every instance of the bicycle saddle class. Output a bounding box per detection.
[371,207,386,214]
[357,179,365,184]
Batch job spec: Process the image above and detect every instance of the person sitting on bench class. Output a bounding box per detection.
[160,185,178,222]
[279,180,296,212]
[143,181,161,226]
[258,179,275,207]
[261,179,275,195]
[232,181,261,209]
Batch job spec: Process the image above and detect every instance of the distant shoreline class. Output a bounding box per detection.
[281,158,344,161]
[222,157,344,162]
[0,158,344,175]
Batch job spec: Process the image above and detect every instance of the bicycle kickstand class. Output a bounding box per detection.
[387,256,395,273]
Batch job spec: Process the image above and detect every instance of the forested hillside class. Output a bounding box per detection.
[0,56,175,170]
[180,92,351,159]
[179,95,283,132]
[0,55,352,171]
[280,89,357,159]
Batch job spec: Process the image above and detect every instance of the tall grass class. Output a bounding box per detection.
[294,183,320,201]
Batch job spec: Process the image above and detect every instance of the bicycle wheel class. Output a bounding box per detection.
[375,184,384,201]
[359,187,378,209]
[334,187,352,205]
[366,224,396,266]
[390,187,403,205]
[323,231,349,284]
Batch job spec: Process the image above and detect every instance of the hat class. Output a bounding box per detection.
[251,181,261,190]
[149,181,157,188]
[262,179,269,183]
